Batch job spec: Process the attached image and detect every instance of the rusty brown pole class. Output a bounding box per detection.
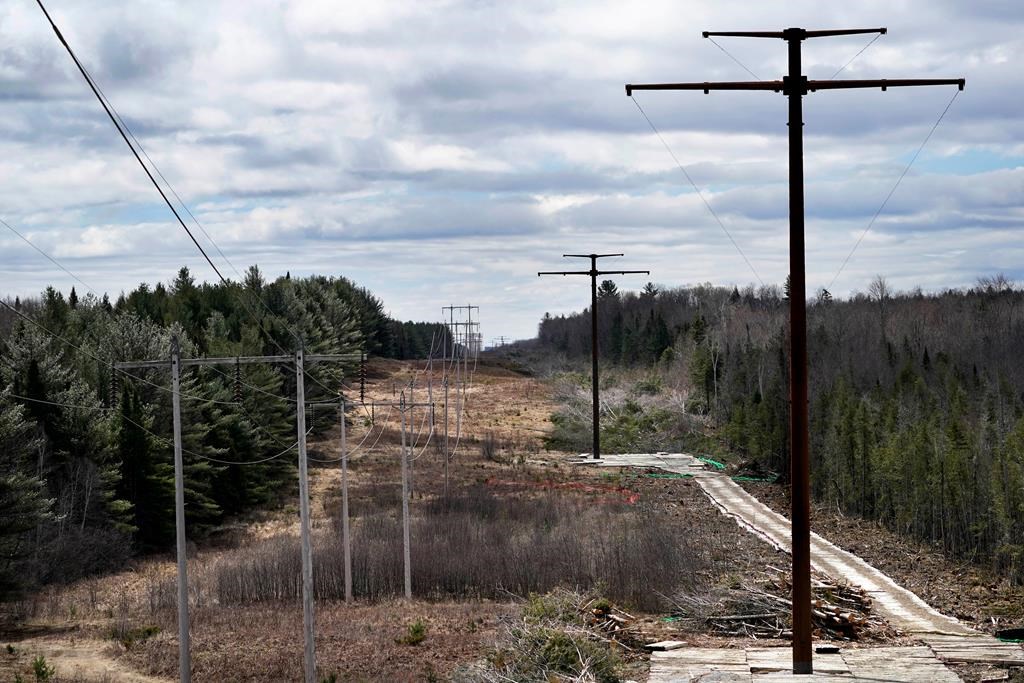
[783,27,813,673]
[626,27,963,674]
[539,254,649,460]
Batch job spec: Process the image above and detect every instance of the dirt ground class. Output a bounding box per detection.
[3,357,1006,682]
[2,358,635,682]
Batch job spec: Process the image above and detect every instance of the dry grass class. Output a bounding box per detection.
[213,485,701,611]
[0,360,799,681]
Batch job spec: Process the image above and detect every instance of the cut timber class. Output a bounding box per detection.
[645,640,687,651]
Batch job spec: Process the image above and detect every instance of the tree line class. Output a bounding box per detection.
[0,266,443,599]
[538,276,1024,581]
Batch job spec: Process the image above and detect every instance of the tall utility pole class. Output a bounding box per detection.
[626,27,963,674]
[294,347,315,683]
[169,337,189,683]
[339,396,352,603]
[539,254,649,459]
[116,346,357,683]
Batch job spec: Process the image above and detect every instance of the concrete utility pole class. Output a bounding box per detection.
[116,347,357,683]
[340,397,352,603]
[294,347,315,683]
[443,375,450,497]
[359,396,433,598]
[539,254,649,460]
[626,26,963,674]
[169,336,190,683]
[399,393,412,599]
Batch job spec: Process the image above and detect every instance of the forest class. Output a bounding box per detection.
[538,276,1024,582]
[0,266,447,599]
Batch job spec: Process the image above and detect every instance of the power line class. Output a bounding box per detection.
[628,95,766,287]
[0,389,298,465]
[0,217,101,298]
[33,0,312,366]
[34,0,227,285]
[0,298,237,407]
[707,36,762,80]
[828,89,961,290]
[829,33,883,79]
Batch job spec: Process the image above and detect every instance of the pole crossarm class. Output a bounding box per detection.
[703,28,887,40]
[538,270,650,277]
[805,78,965,92]
[115,353,359,371]
[627,78,963,97]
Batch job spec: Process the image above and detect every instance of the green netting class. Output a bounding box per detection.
[697,456,726,470]
[731,475,775,482]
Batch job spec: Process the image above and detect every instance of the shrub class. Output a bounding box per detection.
[32,654,55,681]
[397,620,427,646]
[457,591,622,683]
[479,431,500,461]
[213,486,701,610]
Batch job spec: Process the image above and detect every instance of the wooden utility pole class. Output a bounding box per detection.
[116,348,357,683]
[539,254,649,459]
[626,26,963,674]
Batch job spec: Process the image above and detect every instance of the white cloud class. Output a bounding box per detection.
[0,0,1021,343]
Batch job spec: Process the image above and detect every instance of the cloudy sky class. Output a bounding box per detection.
[1,1,1021,343]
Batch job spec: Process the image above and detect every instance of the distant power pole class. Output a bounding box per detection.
[539,254,649,459]
[627,26,963,675]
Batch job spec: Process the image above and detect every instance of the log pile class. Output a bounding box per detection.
[670,570,898,641]
[583,598,643,651]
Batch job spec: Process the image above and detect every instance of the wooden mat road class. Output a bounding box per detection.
[575,453,1024,678]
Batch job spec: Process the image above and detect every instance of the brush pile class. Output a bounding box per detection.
[670,568,899,641]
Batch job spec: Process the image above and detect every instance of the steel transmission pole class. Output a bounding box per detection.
[539,254,649,459]
[626,26,963,674]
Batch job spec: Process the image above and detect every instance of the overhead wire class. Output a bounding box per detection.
[827,88,962,290]
[33,0,363,396]
[32,3,455,467]
[0,217,102,298]
[706,36,762,81]
[0,298,239,407]
[34,0,227,286]
[0,390,300,465]
[829,33,883,80]
[0,211,301,414]
[628,95,766,287]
